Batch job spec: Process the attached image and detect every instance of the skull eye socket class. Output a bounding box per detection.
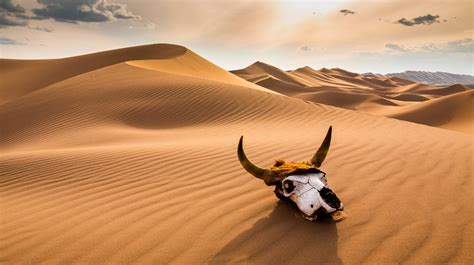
[282,180,295,193]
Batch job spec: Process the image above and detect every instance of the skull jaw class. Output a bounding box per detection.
[305,208,345,222]
[303,214,317,221]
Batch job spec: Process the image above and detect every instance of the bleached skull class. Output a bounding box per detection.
[237,126,344,221]
[278,172,343,220]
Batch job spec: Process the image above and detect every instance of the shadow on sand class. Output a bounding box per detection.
[211,201,342,264]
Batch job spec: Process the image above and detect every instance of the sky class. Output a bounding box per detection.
[1,0,473,74]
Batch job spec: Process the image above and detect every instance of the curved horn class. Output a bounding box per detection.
[310,126,332,167]
[238,136,276,185]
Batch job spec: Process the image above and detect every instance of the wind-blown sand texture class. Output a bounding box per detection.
[1,44,473,264]
[232,62,473,134]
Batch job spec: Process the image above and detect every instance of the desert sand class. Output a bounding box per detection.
[1,44,473,264]
[232,62,473,134]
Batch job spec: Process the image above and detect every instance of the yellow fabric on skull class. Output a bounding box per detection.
[270,160,316,177]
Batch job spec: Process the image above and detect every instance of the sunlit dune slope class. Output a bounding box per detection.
[1,44,183,103]
[0,44,274,104]
[414,84,468,96]
[1,45,472,264]
[231,61,312,87]
[126,51,271,94]
[381,89,474,134]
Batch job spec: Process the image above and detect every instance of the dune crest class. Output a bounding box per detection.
[0,44,275,105]
[126,50,273,94]
[0,44,186,104]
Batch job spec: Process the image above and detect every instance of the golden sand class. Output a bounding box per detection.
[1,44,472,264]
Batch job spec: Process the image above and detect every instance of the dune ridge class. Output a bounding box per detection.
[1,44,473,264]
[232,62,472,134]
[0,44,274,105]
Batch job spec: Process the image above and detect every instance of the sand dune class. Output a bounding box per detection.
[387,93,430,102]
[0,44,273,105]
[414,84,468,96]
[1,44,473,264]
[231,61,312,87]
[256,77,311,96]
[299,91,399,110]
[125,52,271,94]
[1,44,184,104]
[233,62,473,134]
[380,90,474,134]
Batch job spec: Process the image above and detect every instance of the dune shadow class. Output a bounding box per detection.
[211,201,342,264]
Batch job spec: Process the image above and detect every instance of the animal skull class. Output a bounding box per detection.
[237,126,344,221]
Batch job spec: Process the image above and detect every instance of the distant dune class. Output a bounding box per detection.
[386,70,474,85]
[1,44,472,264]
[380,90,474,134]
[232,62,471,134]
